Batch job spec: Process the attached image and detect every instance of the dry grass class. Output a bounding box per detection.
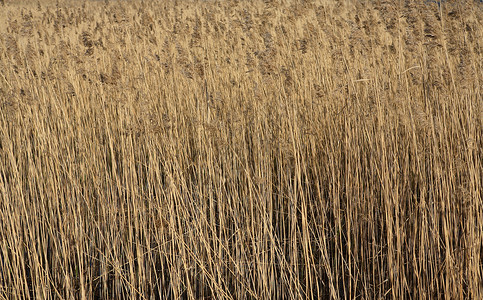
[0,0,481,299]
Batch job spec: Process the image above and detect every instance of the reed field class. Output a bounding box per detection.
[0,0,481,298]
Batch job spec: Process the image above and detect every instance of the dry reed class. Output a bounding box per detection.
[0,0,481,299]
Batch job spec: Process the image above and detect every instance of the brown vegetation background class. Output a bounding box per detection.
[0,0,481,298]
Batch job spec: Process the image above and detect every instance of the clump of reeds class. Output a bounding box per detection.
[0,0,481,299]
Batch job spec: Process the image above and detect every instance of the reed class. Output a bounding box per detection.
[0,0,481,298]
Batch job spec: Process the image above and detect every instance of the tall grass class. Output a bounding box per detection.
[0,0,481,298]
